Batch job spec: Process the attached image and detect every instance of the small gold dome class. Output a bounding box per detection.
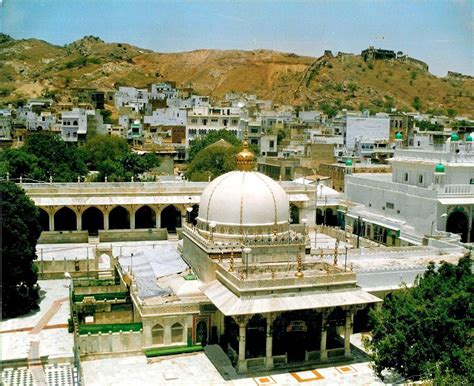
[236,131,255,171]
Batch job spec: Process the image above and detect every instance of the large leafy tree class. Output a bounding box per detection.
[186,141,239,181]
[367,254,473,384]
[83,135,160,181]
[1,182,42,318]
[188,129,241,162]
[0,132,88,182]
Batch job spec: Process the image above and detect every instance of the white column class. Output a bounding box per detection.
[344,308,353,357]
[265,314,274,369]
[130,211,136,230]
[235,316,248,374]
[320,311,328,361]
[103,209,109,230]
[76,212,82,231]
[155,207,161,228]
[49,211,55,232]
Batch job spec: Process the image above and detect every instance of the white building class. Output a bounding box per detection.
[115,87,149,112]
[344,114,390,152]
[150,83,178,100]
[344,133,474,245]
[144,107,187,126]
[60,109,88,143]
[186,106,241,145]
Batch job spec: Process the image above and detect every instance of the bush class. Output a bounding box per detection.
[144,345,204,358]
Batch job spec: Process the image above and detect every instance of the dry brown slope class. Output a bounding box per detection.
[1,35,473,116]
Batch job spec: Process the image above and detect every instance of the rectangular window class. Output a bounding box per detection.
[269,140,275,148]
[418,174,423,184]
[386,202,394,209]
[404,172,408,182]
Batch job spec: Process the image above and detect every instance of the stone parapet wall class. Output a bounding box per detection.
[78,330,144,355]
[38,230,89,244]
[98,229,168,242]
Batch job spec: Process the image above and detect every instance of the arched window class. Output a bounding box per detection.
[152,324,164,345]
[171,322,184,343]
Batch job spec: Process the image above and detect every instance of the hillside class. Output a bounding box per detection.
[1,34,473,117]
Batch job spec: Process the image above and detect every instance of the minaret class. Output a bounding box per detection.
[235,131,255,171]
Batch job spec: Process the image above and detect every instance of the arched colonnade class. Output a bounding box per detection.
[38,204,191,234]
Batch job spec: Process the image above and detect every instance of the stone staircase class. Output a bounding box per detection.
[204,345,237,379]
[167,232,179,241]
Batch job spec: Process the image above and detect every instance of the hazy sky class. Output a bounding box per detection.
[2,0,472,76]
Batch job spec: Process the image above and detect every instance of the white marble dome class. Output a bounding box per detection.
[197,171,289,231]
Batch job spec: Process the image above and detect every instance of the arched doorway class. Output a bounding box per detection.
[325,208,337,226]
[290,204,299,224]
[38,208,50,231]
[316,209,323,225]
[195,319,208,346]
[135,205,156,229]
[189,204,199,226]
[160,205,181,233]
[272,311,317,363]
[446,211,468,242]
[109,206,130,229]
[245,314,266,359]
[82,207,104,235]
[54,207,76,231]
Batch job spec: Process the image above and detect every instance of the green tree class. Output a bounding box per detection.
[347,82,358,97]
[1,182,42,318]
[0,148,38,179]
[446,108,458,118]
[188,130,241,162]
[277,129,286,145]
[83,135,159,181]
[1,132,88,182]
[186,142,239,181]
[367,255,473,383]
[412,96,422,111]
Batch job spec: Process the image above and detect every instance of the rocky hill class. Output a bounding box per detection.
[1,34,473,117]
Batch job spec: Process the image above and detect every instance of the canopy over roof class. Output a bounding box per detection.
[202,280,381,316]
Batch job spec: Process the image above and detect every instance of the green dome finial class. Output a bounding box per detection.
[451,132,459,142]
[395,132,403,140]
[466,133,473,142]
[435,163,445,173]
[345,159,353,166]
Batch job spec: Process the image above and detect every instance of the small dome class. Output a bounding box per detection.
[435,163,445,173]
[197,171,289,229]
[466,133,473,142]
[395,132,403,140]
[345,159,353,166]
[451,132,459,141]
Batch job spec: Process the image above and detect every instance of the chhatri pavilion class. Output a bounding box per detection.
[176,137,381,373]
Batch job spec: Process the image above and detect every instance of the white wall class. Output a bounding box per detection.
[345,116,390,151]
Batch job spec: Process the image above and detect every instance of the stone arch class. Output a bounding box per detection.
[160,205,181,233]
[195,319,208,346]
[135,205,156,229]
[446,210,468,242]
[171,322,184,343]
[38,208,50,231]
[245,314,266,359]
[98,253,111,270]
[289,204,299,224]
[316,209,324,225]
[109,205,130,230]
[152,323,164,345]
[82,206,104,235]
[325,208,337,226]
[188,204,199,226]
[54,206,77,231]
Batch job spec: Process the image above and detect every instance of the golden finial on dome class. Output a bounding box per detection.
[236,130,255,171]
